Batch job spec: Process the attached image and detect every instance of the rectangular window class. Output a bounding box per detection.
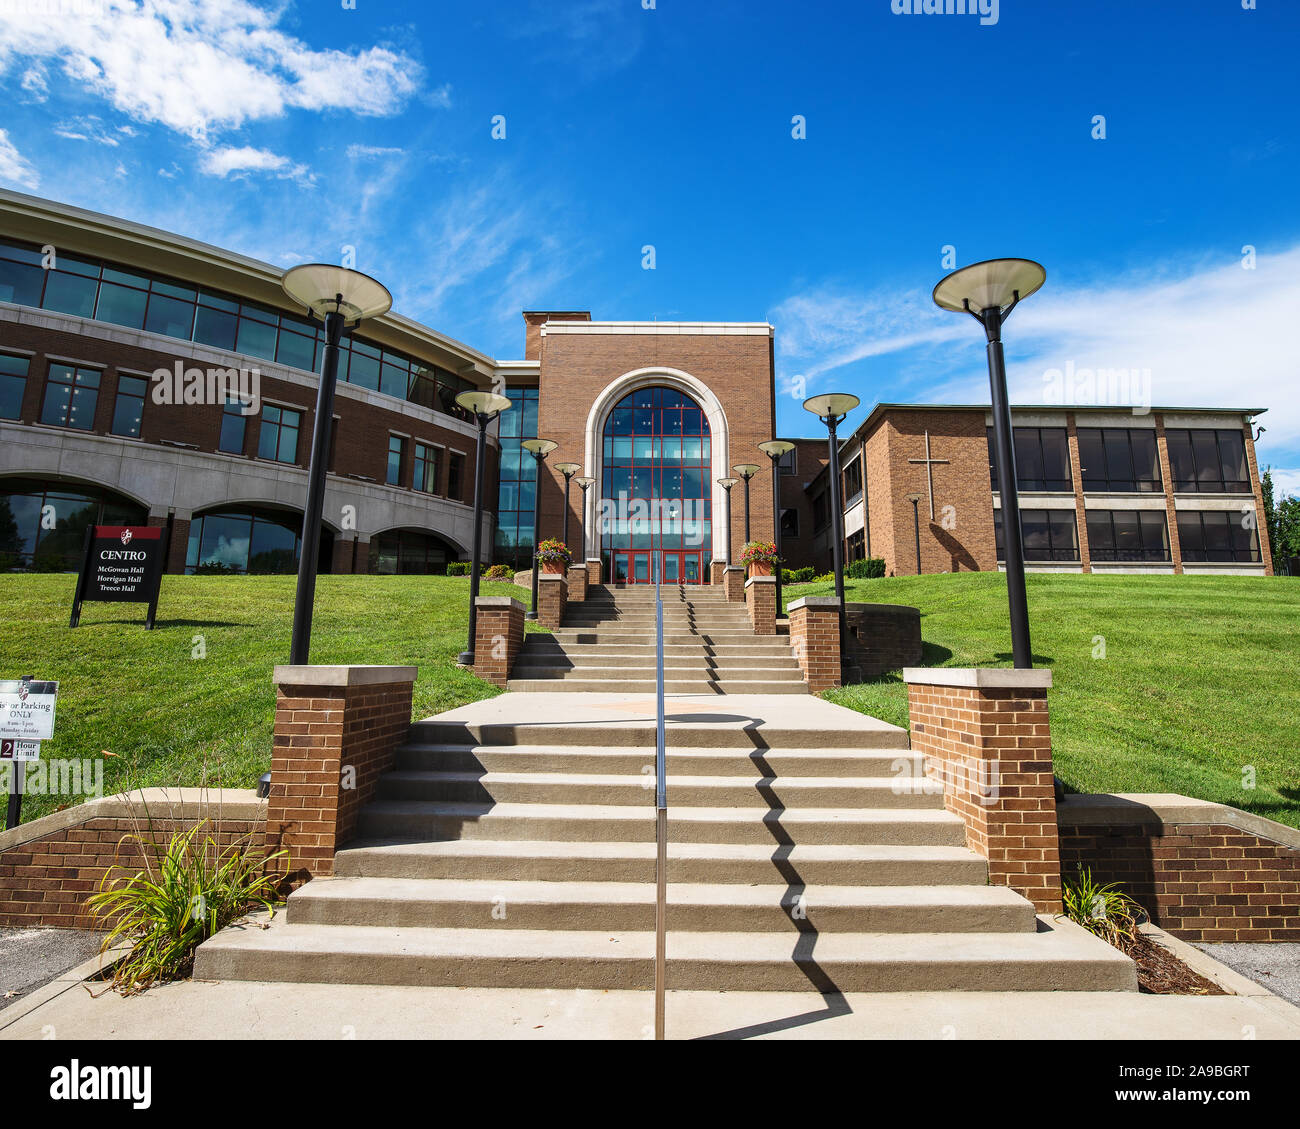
[780,508,799,539]
[257,404,302,464]
[447,452,466,502]
[995,508,1080,562]
[846,529,865,562]
[812,490,830,533]
[94,281,149,329]
[0,352,29,419]
[1085,509,1170,562]
[40,363,101,430]
[1177,510,1260,563]
[41,270,99,318]
[219,397,248,455]
[0,242,46,307]
[413,442,439,493]
[144,292,196,339]
[1165,428,1252,493]
[989,427,1073,492]
[778,447,797,475]
[110,374,148,437]
[387,435,406,486]
[1077,428,1162,492]
[842,456,863,503]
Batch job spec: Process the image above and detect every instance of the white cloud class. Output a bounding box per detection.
[0,129,39,189]
[346,144,405,160]
[54,116,121,146]
[198,145,314,186]
[1267,468,1300,500]
[0,0,422,141]
[20,64,48,101]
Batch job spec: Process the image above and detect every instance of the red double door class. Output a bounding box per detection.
[612,551,705,584]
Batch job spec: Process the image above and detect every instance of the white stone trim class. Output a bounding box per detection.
[1173,496,1257,512]
[1088,562,1175,574]
[1180,563,1266,576]
[1083,493,1168,510]
[273,664,417,687]
[1161,412,1250,429]
[903,667,1052,689]
[543,321,772,337]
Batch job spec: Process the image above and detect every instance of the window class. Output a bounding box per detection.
[447,452,466,502]
[258,404,302,464]
[0,477,146,569]
[846,529,865,562]
[386,435,406,486]
[219,397,248,455]
[842,456,863,504]
[1177,510,1260,563]
[368,530,457,575]
[186,509,301,574]
[110,374,147,437]
[1165,428,1251,493]
[812,489,831,533]
[1086,510,1170,562]
[413,442,439,493]
[988,427,1073,492]
[495,387,539,569]
[780,508,799,539]
[995,508,1079,562]
[40,363,100,430]
[1077,428,1162,492]
[0,352,29,419]
[778,447,797,475]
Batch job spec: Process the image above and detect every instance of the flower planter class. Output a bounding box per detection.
[542,560,567,575]
[748,561,774,578]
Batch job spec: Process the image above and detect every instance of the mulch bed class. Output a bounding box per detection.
[1116,932,1226,995]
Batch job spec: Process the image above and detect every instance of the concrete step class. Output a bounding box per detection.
[394,744,928,778]
[376,770,943,809]
[547,631,780,645]
[507,666,804,681]
[357,802,966,846]
[504,678,809,694]
[335,838,983,883]
[195,914,1137,992]
[286,877,1036,934]
[519,643,796,658]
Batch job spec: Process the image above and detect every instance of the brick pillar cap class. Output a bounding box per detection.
[724,565,744,573]
[274,664,418,687]
[474,595,526,610]
[903,667,1052,689]
[787,596,841,612]
[537,573,568,584]
[744,575,777,587]
[586,557,602,564]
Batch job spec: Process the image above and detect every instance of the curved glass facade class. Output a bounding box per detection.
[0,237,476,418]
[599,385,712,583]
[0,477,147,570]
[185,507,308,575]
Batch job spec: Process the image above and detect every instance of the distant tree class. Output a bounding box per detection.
[1263,468,1300,574]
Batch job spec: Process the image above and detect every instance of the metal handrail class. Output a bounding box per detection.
[654,554,667,1040]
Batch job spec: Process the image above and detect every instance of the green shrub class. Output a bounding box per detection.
[485,564,513,581]
[847,557,886,580]
[446,561,471,576]
[781,567,816,584]
[88,820,287,995]
[813,572,835,583]
[1061,864,1145,946]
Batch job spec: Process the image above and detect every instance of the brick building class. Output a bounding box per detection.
[0,190,1272,583]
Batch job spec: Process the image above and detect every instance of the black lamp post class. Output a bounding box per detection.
[522,438,558,619]
[554,462,581,547]
[758,440,795,617]
[716,477,737,578]
[906,492,924,576]
[803,393,861,679]
[455,390,513,665]
[574,476,595,561]
[732,464,761,545]
[280,264,392,666]
[933,258,1047,670]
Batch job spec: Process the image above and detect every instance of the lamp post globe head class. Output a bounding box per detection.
[554,462,582,479]
[455,390,512,418]
[802,393,861,420]
[905,493,923,504]
[933,258,1046,316]
[281,264,393,325]
[717,477,738,490]
[758,439,796,460]
[732,463,762,481]
[521,438,558,458]
[575,476,595,490]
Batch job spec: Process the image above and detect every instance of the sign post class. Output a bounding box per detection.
[70,525,165,629]
[1,676,57,830]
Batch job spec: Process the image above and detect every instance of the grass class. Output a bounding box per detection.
[786,571,1300,828]
[0,574,527,824]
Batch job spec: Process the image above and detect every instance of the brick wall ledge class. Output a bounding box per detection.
[0,787,264,853]
[272,664,418,687]
[475,595,526,608]
[903,666,1053,689]
[1057,792,1300,851]
[786,596,839,611]
[743,575,776,586]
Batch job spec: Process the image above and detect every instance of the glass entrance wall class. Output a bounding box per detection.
[0,477,147,570]
[599,385,712,582]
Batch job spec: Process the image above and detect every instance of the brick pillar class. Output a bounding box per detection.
[473,595,525,687]
[787,596,841,691]
[904,668,1062,914]
[745,574,777,635]
[266,665,417,884]
[1065,413,1092,573]
[1243,419,1274,575]
[723,565,745,602]
[710,560,726,586]
[1154,414,1184,574]
[331,535,358,575]
[586,558,602,587]
[567,564,589,602]
[537,572,568,630]
[161,514,190,575]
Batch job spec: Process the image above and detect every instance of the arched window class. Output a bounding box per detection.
[0,477,146,570]
[600,385,712,583]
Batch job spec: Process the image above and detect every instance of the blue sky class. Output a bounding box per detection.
[1,0,1297,492]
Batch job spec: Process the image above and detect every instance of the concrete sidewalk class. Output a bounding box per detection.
[4,973,1299,1040]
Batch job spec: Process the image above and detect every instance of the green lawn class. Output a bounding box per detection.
[2,571,1297,830]
[0,574,519,823]
[786,572,1300,828]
